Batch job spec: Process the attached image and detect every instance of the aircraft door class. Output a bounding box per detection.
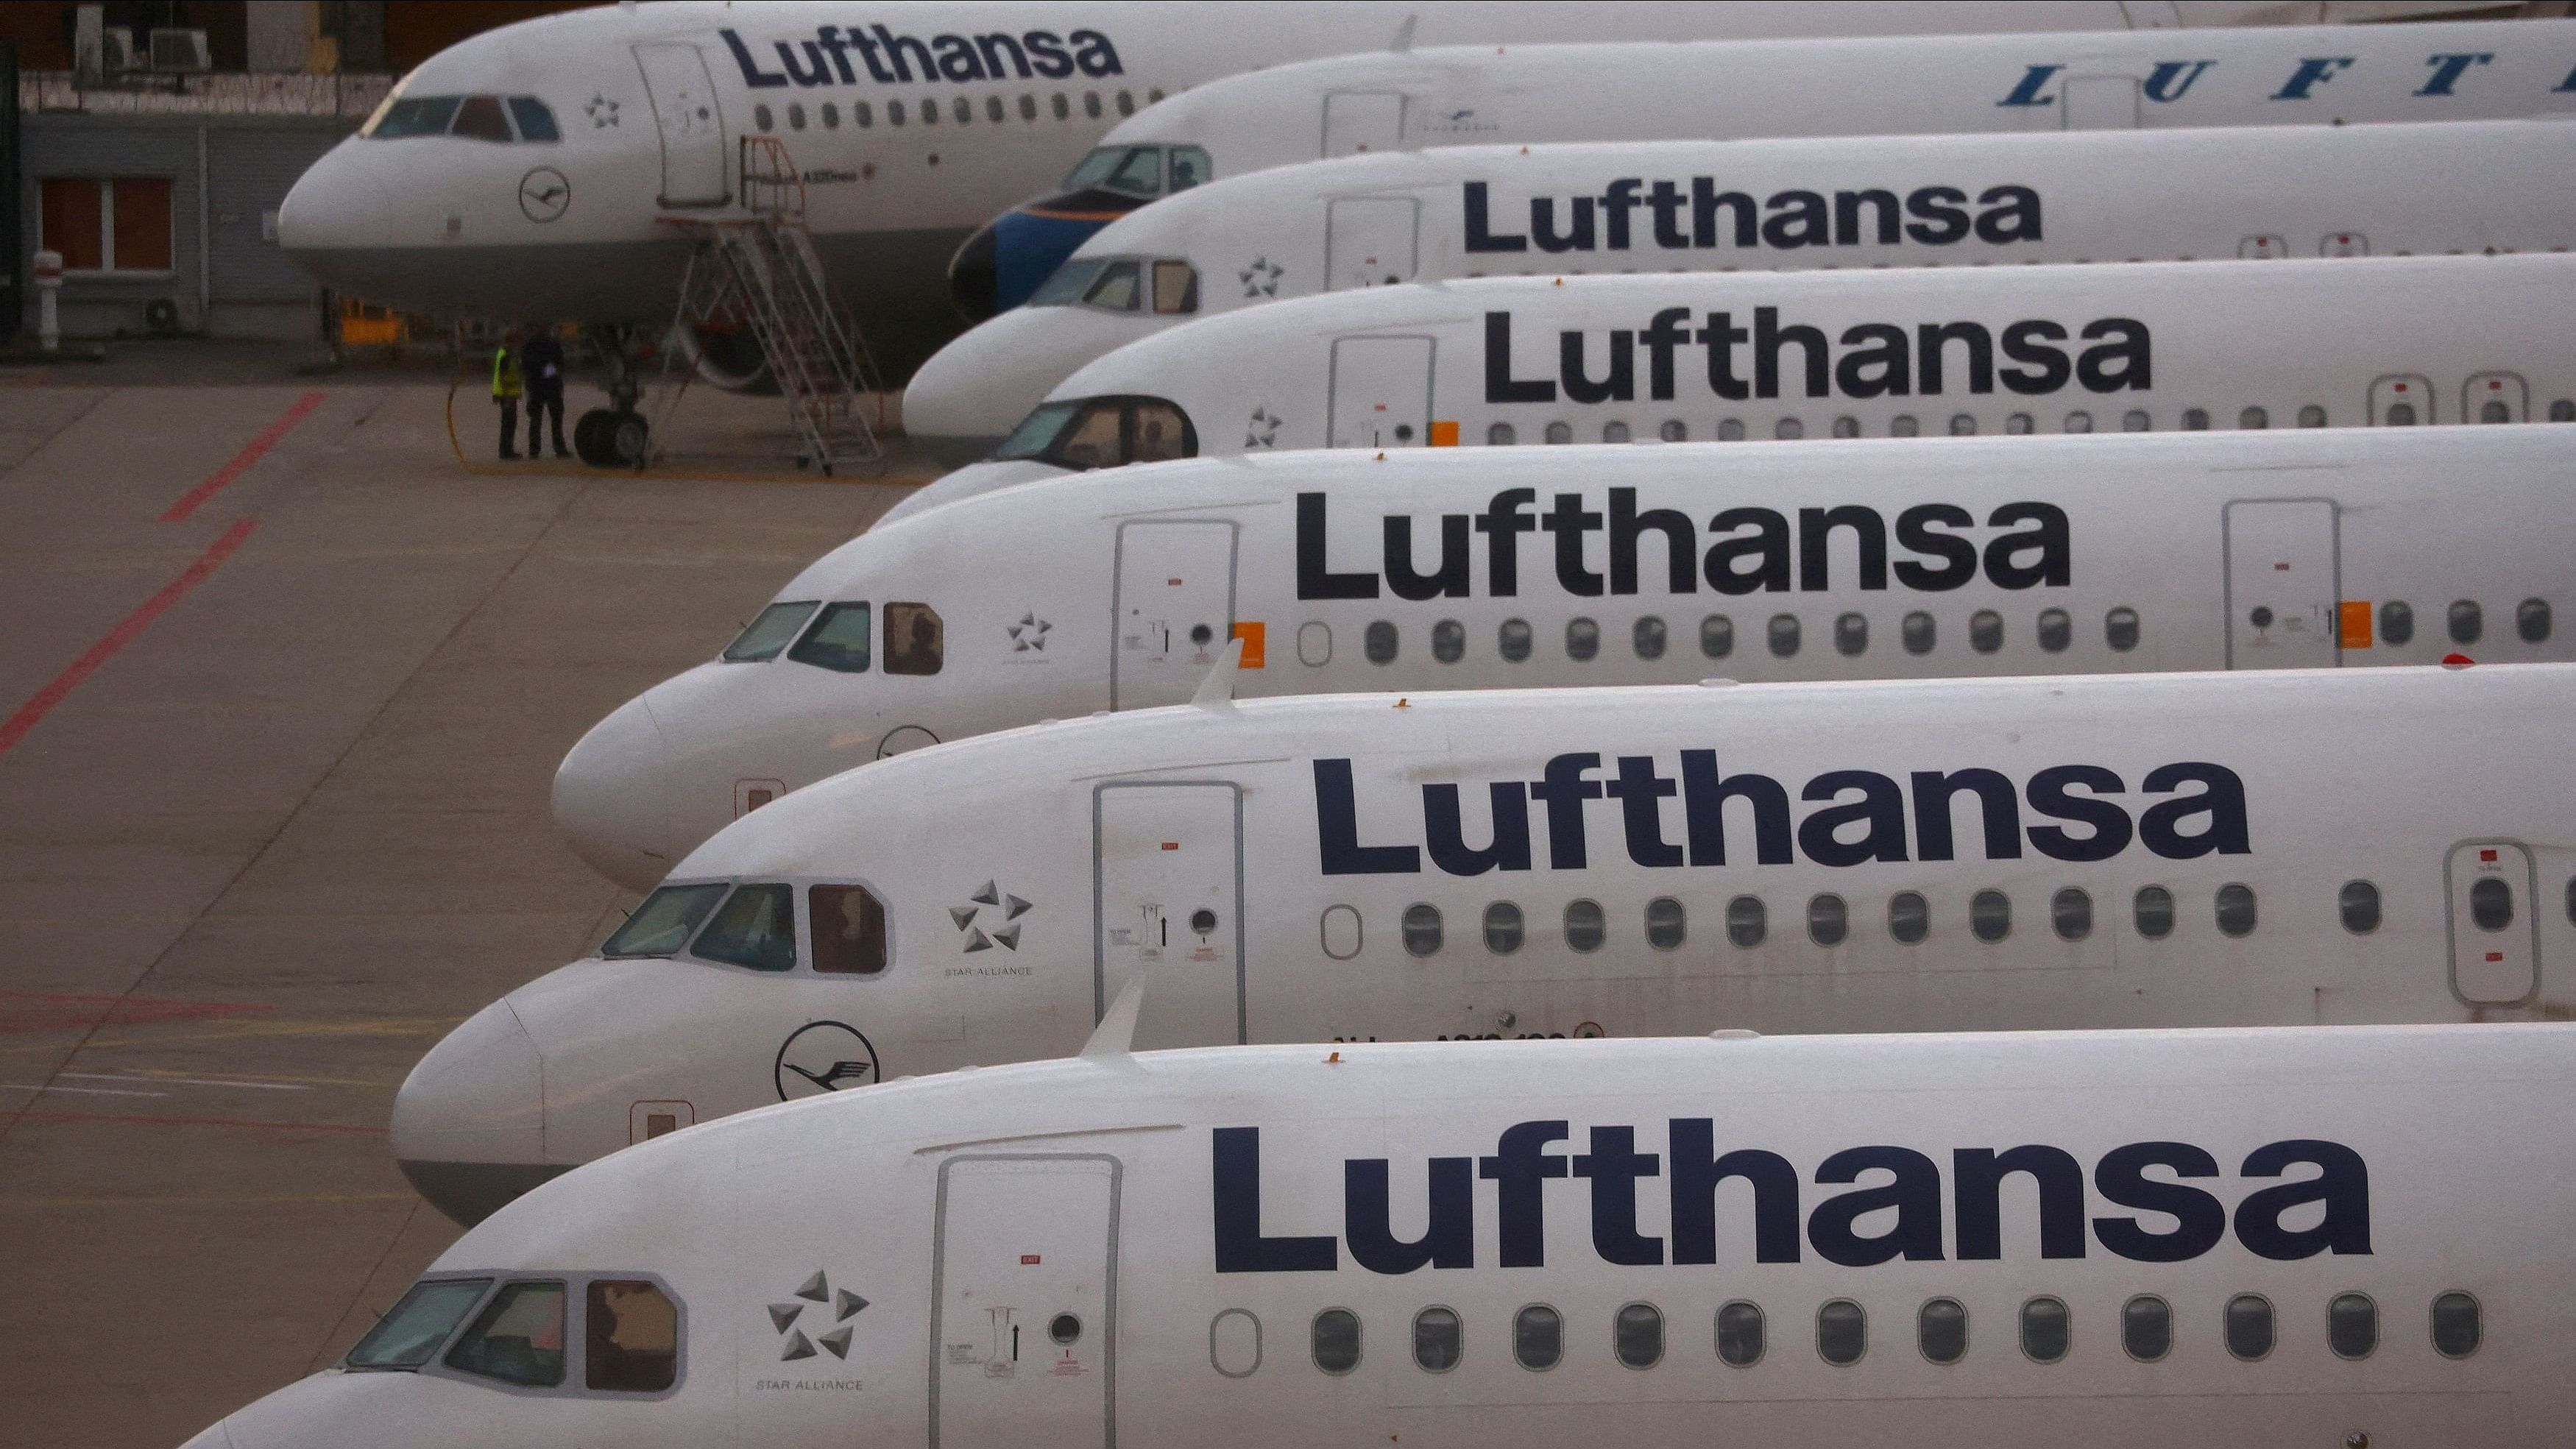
[2059,75,2140,130]
[931,1156,1117,1449]
[2371,375,2433,426]
[1094,782,1243,1047]
[1111,520,1236,710]
[1321,91,1406,157]
[2466,372,2529,425]
[1328,336,1434,450]
[632,43,729,208]
[2223,499,2339,669]
[1325,197,1420,291]
[2448,842,2539,1005]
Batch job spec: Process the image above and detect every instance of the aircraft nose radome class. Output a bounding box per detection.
[276,144,392,257]
[174,1417,238,1449]
[905,312,1091,470]
[946,219,999,323]
[393,998,556,1227]
[552,692,677,893]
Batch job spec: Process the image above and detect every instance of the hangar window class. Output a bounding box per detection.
[1888,890,1928,944]
[1725,895,1766,948]
[2132,885,2176,940]
[587,1280,679,1392]
[1614,1303,1664,1369]
[2379,600,2414,645]
[691,883,796,972]
[446,1280,567,1387]
[884,602,944,676]
[1632,616,1666,659]
[788,601,872,673]
[1917,1297,1967,1365]
[1401,904,1443,957]
[1151,261,1199,314]
[1716,1301,1765,1367]
[2449,598,2483,645]
[2020,1297,2070,1364]
[2037,607,2071,653]
[1170,146,1211,191]
[723,600,818,662]
[1412,1307,1462,1372]
[1901,611,1934,655]
[40,177,173,273]
[2215,882,2258,938]
[602,883,729,959]
[1483,901,1524,954]
[1432,619,1465,663]
[1565,617,1600,661]
[2105,606,2140,652]
[1513,1305,1562,1370]
[1969,609,2003,654]
[811,885,889,975]
[2430,1292,2482,1358]
[1312,1308,1361,1373]
[364,95,461,138]
[2121,1294,2172,1361]
[1498,617,1534,662]
[2339,879,2382,935]
[2223,1294,2275,1361]
[346,1278,492,1369]
[1816,1300,1866,1367]
[2326,1292,2377,1361]
[2519,598,2552,642]
[1565,899,1607,953]
[1699,614,1735,659]
[506,98,561,142]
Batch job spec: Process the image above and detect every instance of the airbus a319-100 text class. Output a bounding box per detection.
[412,662,2576,1222]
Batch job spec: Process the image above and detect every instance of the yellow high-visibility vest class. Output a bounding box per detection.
[491,346,524,400]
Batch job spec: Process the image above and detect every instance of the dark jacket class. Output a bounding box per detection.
[519,333,567,397]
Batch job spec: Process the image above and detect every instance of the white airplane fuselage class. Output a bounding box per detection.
[558,425,2576,888]
[205,1025,2576,1448]
[908,119,2576,454]
[412,662,2576,1222]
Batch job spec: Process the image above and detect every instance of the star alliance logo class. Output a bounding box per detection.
[1245,408,1282,448]
[768,1270,867,1361]
[587,93,620,128]
[1239,257,1283,298]
[951,879,1031,952]
[1008,613,1052,652]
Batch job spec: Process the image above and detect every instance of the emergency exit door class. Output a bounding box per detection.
[1111,520,1236,709]
[1321,91,1405,157]
[2223,499,2340,669]
[2448,841,2540,1005]
[1326,197,1420,291]
[1094,782,1243,1046]
[1328,336,1434,449]
[632,43,729,208]
[931,1155,1118,1449]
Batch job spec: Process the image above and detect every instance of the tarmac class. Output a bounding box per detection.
[0,351,933,1448]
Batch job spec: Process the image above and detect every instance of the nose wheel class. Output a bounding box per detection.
[574,408,650,468]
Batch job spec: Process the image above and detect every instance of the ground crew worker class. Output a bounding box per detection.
[491,331,525,459]
[520,325,570,458]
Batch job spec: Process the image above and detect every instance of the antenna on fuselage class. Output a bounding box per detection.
[1390,14,1417,52]
[1191,634,1245,711]
[1083,976,1147,1057]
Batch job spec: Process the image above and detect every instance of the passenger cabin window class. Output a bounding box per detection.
[2449,600,2483,645]
[447,1280,566,1387]
[1726,896,1766,948]
[1365,620,1398,665]
[1808,893,1847,947]
[2327,1292,2377,1361]
[2224,1294,2275,1361]
[2519,598,2552,642]
[811,885,889,974]
[1566,617,1599,661]
[725,600,818,662]
[2380,600,2415,645]
[2122,1295,2173,1361]
[2021,1297,2070,1363]
[2215,882,2258,938]
[1633,617,1666,659]
[693,884,796,971]
[1645,896,1685,951]
[789,601,871,673]
[1918,1297,1967,1364]
[2431,1292,2482,1358]
[345,1278,492,1370]
[1700,614,1735,659]
[1970,889,2011,942]
[1565,899,1607,952]
[1401,904,1442,957]
[1513,1305,1562,1370]
[884,602,944,676]
[1432,620,1465,663]
[2340,879,2382,935]
[1970,610,2003,653]
[1412,1307,1462,1372]
[1889,890,1928,944]
[1817,1300,1866,1366]
[1312,1308,1361,1373]
[2105,606,2140,653]
[1499,618,1534,662]
[1614,1303,1663,1369]
[2051,887,2092,941]
[1716,1302,1765,1367]
[602,883,728,958]
[1483,901,1524,954]
[587,1281,679,1392]
[1901,612,1934,655]
[2133,885,2176,940]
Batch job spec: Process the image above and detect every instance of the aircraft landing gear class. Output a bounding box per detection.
[573,407,649,468]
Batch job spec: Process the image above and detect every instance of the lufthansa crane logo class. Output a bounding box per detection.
[774,1020,881,1101]
[517,166,572,223]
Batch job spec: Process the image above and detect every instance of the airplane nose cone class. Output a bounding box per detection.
[393,998,560,1226]
[276,143,393,278]
[947,220,999,323]
[175,1418,239,1449]
[907,305,1173,470]
[553,692,679,893]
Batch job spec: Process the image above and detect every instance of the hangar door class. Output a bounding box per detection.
[932,1155,1118,1449]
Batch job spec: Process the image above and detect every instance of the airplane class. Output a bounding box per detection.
[910,118,2576,460]
[200,1022,2576,1446]
[556,424,2576,890]
[414,660,2576,1222]
[271,3,2212,414]
[890,250,2576,523]
[958,15,2576,315]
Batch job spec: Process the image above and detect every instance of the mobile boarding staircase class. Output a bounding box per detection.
[645,138,887,475]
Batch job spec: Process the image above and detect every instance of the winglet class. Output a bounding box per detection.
[1192,634,1245,710]
[1390,13,1416,52]
[1083,976,1147,1057]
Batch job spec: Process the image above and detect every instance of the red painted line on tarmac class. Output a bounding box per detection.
[0,518,257,759]
[16,1108,384,1136]
[0,990,274,1035]
[159,389,325,522]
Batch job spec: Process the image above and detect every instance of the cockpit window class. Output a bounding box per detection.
[1051,401,1126,469]
[690,884,797,971]
[369,95,461,138]
[601,883,729,958]
[995,401,1083,459]
[587,1281,679,1392]
[346,1278,492,1370]
[884,602,944,676]
[724,600,818,662]
[507,97,562,143]
[788,601,872,673]
[1030,258,1108,308]
[992,397,1197,470]
[1169,145,1211,192]
[1083,260,1142,312]
[1064,144,1161,194]
[452,95,516,144]
[446,1280,567,1387]
[1131,400,1190,462]
[812,885,889,974]
[1152,260,1198,315]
